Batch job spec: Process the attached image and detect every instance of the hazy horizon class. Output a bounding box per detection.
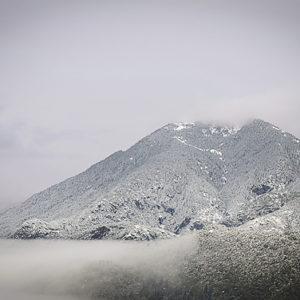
[1,0,300,210]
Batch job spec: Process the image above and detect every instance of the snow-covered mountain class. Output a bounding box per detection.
[1,119,300,240]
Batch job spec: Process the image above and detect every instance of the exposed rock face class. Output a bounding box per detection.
[0,119,300,240]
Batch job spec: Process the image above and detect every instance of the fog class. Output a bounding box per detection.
[0,234,197,300]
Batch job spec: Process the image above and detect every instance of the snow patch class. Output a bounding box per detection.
[208,126,238,137]
[173,122,194,131]
[202,129,209,137]
[173,137,223,160]
[209,127,218,135]
[173,136,206,152]
[210,149,222,156]
[174,124,187,131]
[272,126,280,131]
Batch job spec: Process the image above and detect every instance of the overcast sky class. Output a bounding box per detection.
[0,0,300,210]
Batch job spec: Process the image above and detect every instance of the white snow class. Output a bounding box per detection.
[210,149,222,156]
[272,126,280,130]
[174,124,187,131]
[209,127,218,135]
[173,122,194,131]
[173,137,223,160]
[221,128,237,137]
[208,126,238,137]
[202,129,209,137]
[173,136,207,152]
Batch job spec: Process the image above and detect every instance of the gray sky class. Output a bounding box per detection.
[0,0,300,210]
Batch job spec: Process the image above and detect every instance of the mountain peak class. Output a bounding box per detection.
[0,119,299,240]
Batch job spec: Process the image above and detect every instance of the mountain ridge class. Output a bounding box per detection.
[1,119,300,240]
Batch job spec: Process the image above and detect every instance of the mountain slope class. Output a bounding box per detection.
[1,119,300,240]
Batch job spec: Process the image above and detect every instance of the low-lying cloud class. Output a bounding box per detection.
[0,234,198,300]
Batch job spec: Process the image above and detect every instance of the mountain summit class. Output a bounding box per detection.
[1,119,300,240]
